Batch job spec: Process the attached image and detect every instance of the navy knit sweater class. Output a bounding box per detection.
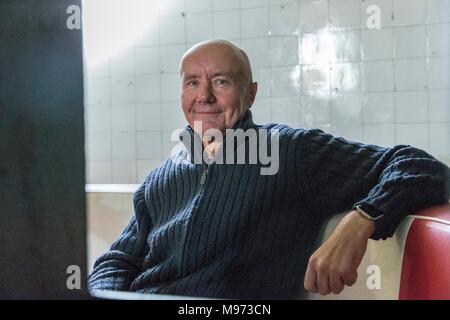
[88,111,450,299]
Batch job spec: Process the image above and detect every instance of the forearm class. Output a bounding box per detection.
[304,209,374,295]
[88,250,143,291]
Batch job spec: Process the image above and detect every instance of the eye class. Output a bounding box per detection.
[214,78,229,86]
[186,79,198,87]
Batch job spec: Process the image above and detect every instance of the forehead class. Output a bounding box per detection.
[181,45,242,77]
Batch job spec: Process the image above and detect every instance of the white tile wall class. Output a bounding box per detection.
[241,7,270,38]
[269,36,299,66]
[330,31,361,63]
[301,32,333,65]
[135,47,160,74]
[87,161,112,184]
[331,92,362,125]
[393,0,427,27]
[240,38,270,67]
[362,92,394,124]
[162,102,187,131]
[112,132,136,160]
[241,0,270,9]
[251,97,272,124]
[362,60,394,92]
[361,28,393,60]
[111,105,135,132]
[87,132,111,160]
[430,123,450,155]
[136,132,163,160]
[163,0,185,16]
[396,123,429,150]
[86,106,111,132]
[136,103,162,131]
[84,0,450,183]
[329,0,361,31]
[112,161,137,184]
[135,74,161,103]
[186,0,212,13]
[159,14,186,45]
[301,64,331,95]
[160,44,187,73]
[186,12,213,43]
[331,63,362,92]
[271,96,301,127]
[110,48,134,76]
[429,57,450,90]
[301,95,331,127]
[395,91,428,123]
[213,0,240,11]
[298,0,329,33]
[213,10,241,40]
[394,26,427,58]
[110,77,135,105]
[394,58,428,91]
[363,124,395,147]
[428,24,450,57]
[427,0,450,24]
[269,3,299,36]
[271,65,301,96]
[139,24,159,47]
[86,77,110,105]
[252,67,271,97]
[429,90,450,122]
[161,73,181,102]
[332,124,363,142]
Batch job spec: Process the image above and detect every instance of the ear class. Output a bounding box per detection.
[247,82,258,108]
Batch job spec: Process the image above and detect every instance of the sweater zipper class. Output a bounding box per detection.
[200,163,210,185]
[180,163,210,276]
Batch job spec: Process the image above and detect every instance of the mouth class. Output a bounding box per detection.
[194,111,222,115]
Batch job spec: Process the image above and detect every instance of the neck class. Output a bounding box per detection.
[202,136,222,159]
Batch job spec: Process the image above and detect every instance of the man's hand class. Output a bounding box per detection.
[304,210,375,295]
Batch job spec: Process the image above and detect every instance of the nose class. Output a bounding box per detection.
[197,82,216,104]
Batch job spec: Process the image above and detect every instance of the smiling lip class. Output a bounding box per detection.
[195,111,221,114]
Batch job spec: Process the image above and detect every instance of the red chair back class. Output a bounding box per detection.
[399,204,450,300]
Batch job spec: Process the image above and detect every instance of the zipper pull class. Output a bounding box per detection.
[200,165,209,185]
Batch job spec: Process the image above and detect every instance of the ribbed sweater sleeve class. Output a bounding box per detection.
[295,128,450,240]
[88,183,151,290]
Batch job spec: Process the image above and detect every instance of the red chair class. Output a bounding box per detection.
[399,204,450,300]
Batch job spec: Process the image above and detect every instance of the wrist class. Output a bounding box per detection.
[347,210,375,238]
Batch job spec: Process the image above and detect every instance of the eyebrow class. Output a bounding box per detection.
[182,71,236,81]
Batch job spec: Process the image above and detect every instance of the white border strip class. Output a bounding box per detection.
[85,184,140,193]
[409,215,450,226]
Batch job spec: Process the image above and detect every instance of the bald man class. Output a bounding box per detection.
[88,40,450,299]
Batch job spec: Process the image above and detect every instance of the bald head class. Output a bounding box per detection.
[180,40,253,85]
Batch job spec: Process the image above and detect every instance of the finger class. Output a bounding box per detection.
[342,271,358,287]
[316,267,331,295]
[329,273,345,295]
[304,262,318,293]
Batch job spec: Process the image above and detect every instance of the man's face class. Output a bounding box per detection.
[180,45,256,136]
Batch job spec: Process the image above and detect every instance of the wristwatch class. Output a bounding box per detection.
[354,205,384,221]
